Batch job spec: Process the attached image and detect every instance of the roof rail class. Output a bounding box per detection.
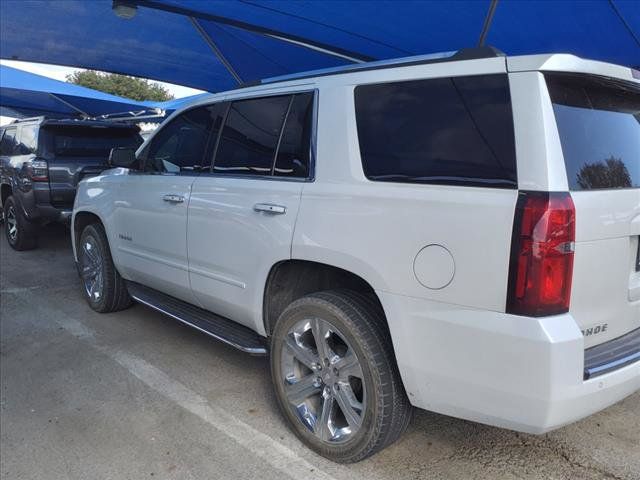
[87,108,166,123]
[250,46,505,87]
[11,116,46,124]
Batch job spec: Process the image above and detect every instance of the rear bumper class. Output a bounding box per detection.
[13,185,71,224]
[34,205,72,224]
[584,328,640,379]
[380,291,640,434]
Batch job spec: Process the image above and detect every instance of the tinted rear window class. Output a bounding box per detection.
[46,126,142,157]
[546,74,640,190]
[214,95,290,176]
[354,74,517,188]
[274,92,314,178]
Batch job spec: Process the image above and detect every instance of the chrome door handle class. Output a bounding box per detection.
[163,194,184,203]
[253,203,286,215]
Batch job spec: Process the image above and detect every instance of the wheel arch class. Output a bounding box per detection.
[72,210,107,262]
[262,259,387,337]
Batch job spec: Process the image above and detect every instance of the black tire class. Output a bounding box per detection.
[270,290,413,463]
[3,195,38,251]
[78,223,132,313]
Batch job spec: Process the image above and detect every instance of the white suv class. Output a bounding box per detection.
[72,48,640,463]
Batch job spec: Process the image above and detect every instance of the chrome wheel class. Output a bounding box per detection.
[281,317,366,443]
[80,236,104,302]
[6,205,17,242]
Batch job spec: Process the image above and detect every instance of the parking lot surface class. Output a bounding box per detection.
[1,224,638,480]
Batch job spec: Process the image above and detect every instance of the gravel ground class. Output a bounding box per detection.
[1,224,638,480]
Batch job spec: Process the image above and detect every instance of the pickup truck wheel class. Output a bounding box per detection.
[3,196,37,251]
[78,223,132,313]
[270,290,412,463]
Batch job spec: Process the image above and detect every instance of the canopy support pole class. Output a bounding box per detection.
[478,0,499,47]
[189,17,244,86]
[126,0,372,63]
[49,93,89,118]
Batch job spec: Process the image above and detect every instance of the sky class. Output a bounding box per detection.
[0,60,204,125]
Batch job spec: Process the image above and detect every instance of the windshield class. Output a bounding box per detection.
[546,73,640,190]
[46,126,142,158]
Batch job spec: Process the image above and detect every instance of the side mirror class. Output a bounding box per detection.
[108,147,137,168]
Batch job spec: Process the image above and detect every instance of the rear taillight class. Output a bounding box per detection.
[26,160,49,182]
[506,191,575,317]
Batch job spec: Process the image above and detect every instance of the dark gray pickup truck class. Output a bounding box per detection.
[0,117,142,250]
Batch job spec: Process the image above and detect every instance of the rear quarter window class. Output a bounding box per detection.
[546,74,640,190]
[354,74,517,188]
[17,124,38,154]
[0,127,17,156]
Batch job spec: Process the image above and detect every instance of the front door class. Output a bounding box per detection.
[112,104,222,302]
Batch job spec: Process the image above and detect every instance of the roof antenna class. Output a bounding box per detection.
[478,0,499,47]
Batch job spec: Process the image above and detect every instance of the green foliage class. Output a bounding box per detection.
[66,70,174,102]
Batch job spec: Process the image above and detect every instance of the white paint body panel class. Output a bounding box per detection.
[294,182,517,310]
[187,176,302,333]
[509,71,568,192]
[111,173,197,303]
[380,291,640,433]
[570,190,640,347]
[73,52,640,435]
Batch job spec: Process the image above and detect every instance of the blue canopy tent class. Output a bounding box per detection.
[0,64,157,119]
[0,0,638,93]
[143,93,210,112]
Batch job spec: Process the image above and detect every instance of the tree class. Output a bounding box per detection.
[66,70,174,102]
[576,156,632,189]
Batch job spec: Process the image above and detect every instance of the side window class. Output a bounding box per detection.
[274,93,314,178]
[0,127,18,156]
[354,74,517,188]
[214,95,291,176]
[144,104,224,173]
[16,124,38,155]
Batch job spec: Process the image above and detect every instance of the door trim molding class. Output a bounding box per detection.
[118,245,189,272]
[189,265,247,289]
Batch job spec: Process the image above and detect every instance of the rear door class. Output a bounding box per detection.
[111,105,219,303]
[545,73,640,347]
[188,92,314,330]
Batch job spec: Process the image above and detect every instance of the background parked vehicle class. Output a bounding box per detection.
[0,118,142,250]
[72,50,640,463]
